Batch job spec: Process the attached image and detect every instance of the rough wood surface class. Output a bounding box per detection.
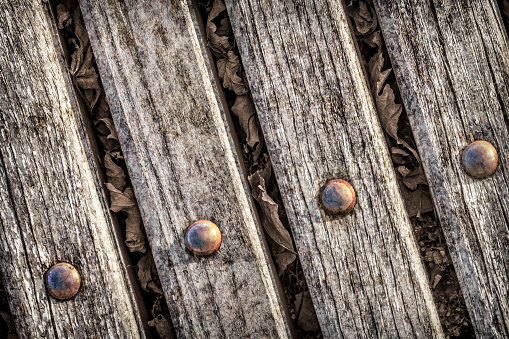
[225,1,443,338]
[373,1,509,337]
[0,1,144,338]
[79,0,291,338]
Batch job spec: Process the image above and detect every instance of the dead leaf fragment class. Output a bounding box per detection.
[400,166,428,191]
[217,51,249,95]
[105,184,146,253]
[104,153,126,191]
[56,4,72,30]
[347,0,378,36]
[249,164,296,274]
[294,291,320,332]
[148,314,176,339]
[206,0,232,58]
[137,252,164,295]
[231,94,260,150]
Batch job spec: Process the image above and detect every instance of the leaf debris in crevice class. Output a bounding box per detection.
[0,280,17,339]
[55,2,174,338]
[198,1,321,337]
[499,0,509,34]
[347,1,474,338]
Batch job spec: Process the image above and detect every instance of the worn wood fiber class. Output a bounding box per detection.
[0,1,145,338]
[373,0,509,337]
[225,0,443,338]
[78,0,291,338]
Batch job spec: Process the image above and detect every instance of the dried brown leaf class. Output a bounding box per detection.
[105,183,136,212]
[148,314,175,339]
[398,180,434,218]
[369,44,420,162]
[294,291,320,332]
[104,153,126,191]
[347,0,378,36]
[96,118,121,153]
[74,46,101,111]
[359,30,383,49]
[231,94,260,149]
[390,147,413,165]
[105,184,146,252]
[125,206,146,253]
[401,166,428,190]
[249,164,296,274]
[215,17,231,36]
[56,4,72,30]
[217,51,249,95]
[206,0,232,58]
[69,6,89,75]
[95,118,119,140]
[138,252,164,295]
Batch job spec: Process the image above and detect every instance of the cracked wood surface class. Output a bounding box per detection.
[78,0,291,338]
[373,0,509,337]
[225,0,443,338]
[0,1,144,338]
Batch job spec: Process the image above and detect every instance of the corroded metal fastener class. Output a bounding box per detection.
[185,220,222,256]
[321,179,356,215]
[462,140,498,178]
[45,263,81,300]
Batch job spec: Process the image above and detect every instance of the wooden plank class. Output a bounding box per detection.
[372,0,509,337]
[225,1,443,338]
[0,1,145,338]
[78,0,292,338]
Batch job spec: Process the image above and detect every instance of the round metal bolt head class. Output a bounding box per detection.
[321,179,356,215]
[185,220,221,256]
[46,263,81,300]
[462,140,498,178]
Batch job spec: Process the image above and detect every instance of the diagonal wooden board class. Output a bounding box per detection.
[225,0,444,338]
[373,0,509,337]
[0,1,145,338]
[79,0,292,337]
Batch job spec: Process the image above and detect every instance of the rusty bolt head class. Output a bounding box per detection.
[462,140,498,178]
[321,179,356,215]
[46,263,81,300]
[185,220,221,256]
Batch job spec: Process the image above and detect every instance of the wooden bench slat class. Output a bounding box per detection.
[225,0,443,338]
[373,1,509,337]
[78,0,291,338]
[0,1,144,338]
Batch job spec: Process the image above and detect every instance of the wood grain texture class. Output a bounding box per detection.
[373,1,509,337]
[0,1,144,338]
[78,0,291,338]
[225,0,443,338]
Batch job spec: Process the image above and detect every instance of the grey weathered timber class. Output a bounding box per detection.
[0,1,144,338]
[78,0,291,338]
[225,1,443,338]
[373,0,509,337]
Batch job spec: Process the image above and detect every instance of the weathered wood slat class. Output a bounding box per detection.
[78,0,291,338]
[225,0,443,338]
[0,1,144,338]
[373,1,509,337]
